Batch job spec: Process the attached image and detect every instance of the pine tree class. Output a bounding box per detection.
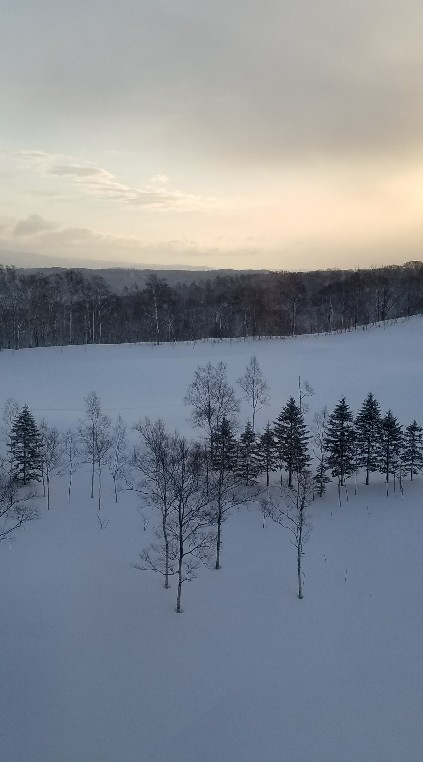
[355,392,382,485]
[403,421,423,480]
[9,405,43,484]
[378,410,403,484]
[273,397,310,488]
[256,422,278,487]
[236,421,259,486]
[324,397,355,487]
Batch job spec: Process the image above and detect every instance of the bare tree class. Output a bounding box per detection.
[134,432,214,613]
[63,428,82,503]
[2,397,19,441]
[132,418,176,590]
[109,415,128,503]
[79,391,111,500]
[298,376,315,413]
[94,422,112,511]
[39,420,64,510]
[237,355,270,431]
[144,274,171,345]
[0,469,38,544]
[266,472,313,599]
[169,435,214,612]
[2,397,19,477]
[185,361,239,442]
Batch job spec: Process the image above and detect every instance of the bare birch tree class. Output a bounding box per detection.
[185,361,239,446]
[39,420,64,510]
[109,415,128,503]
[2,397,19,477]
[0,469,38,544]
[237,355,270,431]
[298,376,315,413]
[63,428,82,503]
[133,432,214,612]
[79,391,111,500]
[132,418,175,590]
[266,472,313,599]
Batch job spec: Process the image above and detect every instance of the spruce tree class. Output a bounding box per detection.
[378,410,403,483]
[324,397,355,487]
[9,405,43,484]
[256,422,278,487]
[210,415,238,570]
[236,421,259,486]
[313,407,330,497]
[403,421,423,481]
[211,416,238,473]
[274,397,310,488]
[355,392,382,485]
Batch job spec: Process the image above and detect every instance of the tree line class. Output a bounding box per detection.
[1,260,423,348]
[2,357,423,611]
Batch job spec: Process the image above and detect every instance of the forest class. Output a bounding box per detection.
[0,260,422,348]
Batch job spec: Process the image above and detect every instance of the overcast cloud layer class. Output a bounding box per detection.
[1,0,422,270]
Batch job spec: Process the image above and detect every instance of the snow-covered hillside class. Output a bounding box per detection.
[1,317,423,762]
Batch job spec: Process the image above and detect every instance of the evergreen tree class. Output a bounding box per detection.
[210,415,238,570]
[256,422,278,487]
[274,397,310,488]
[324,397,355,487]
[312,407,330,497]
[236,421,259,486]
[9,405,43,484]
[211,416,238,473]
[378,410,403,483]
[355,392,382,485]
[403,420,423,481]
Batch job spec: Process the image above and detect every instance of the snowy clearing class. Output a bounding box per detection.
[1,317,423,762]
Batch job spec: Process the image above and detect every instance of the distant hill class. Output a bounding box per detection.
[0,249,270,291]
[0,248,213,273]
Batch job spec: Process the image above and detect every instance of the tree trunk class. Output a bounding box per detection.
[68,468,72,502]
[91,427,95,498]
[215,471,224,570]
[297,503,304,599]
[176,526,184,612]
[163,513,170,590]
[215,492,222,570]
[98,467,102,510]
[297,543,303,599]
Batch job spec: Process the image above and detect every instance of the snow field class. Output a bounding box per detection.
[0,317,423,761]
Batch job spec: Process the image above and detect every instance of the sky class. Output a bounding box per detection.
[0,0,423,271]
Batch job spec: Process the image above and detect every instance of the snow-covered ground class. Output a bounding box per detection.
[1,317,423,762]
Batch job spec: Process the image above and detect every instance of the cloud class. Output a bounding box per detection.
[49,165,106,178]
[15,150,215,211]
[2,1,423,165]
[13,214,58,237]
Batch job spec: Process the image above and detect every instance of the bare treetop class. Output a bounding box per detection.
[237,355,270,431]
[184,361,239,439]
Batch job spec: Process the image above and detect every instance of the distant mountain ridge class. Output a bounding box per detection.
[0,248,213,271]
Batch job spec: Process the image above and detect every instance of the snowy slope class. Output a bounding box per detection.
[0,317,423,762]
